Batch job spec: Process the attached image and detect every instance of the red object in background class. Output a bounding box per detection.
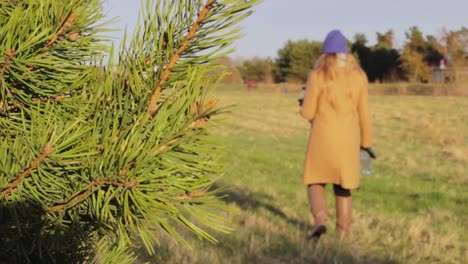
[247,80,253,91]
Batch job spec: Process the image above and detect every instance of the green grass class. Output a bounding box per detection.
[220,81,468,96]
[138,89,467,263]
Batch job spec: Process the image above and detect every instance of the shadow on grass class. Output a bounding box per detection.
[0,201,98,264]
[136,182,400,263]
[210,182,400,264]
[215,183,313,231]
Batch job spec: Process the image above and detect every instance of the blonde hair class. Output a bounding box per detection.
[313,54,363,110]
[314,53,361,80]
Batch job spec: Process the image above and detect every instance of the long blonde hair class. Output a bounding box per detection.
[313,53,363,110]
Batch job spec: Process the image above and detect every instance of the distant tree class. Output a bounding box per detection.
[352,30,401,82]
[275,40,322,83]
[238,57,274,83]
[443,27,468,81]
[351,35,371,73]
[405,26,426,53]
[404,27,445,68]
[275,40,294,82]
[353,33,368,46]
[423,35,445,69]
[373,30,400,81]
[400,46,432,82]
[351,27,466,83]
[376,30,394,49]
[400,26,432,82]
[371,48,401,82]
[214,57,243,84]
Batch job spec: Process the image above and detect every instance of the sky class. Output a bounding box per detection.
[103,0,468,59]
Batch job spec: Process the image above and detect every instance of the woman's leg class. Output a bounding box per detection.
[307,184,328,239]
[333,184,352,240]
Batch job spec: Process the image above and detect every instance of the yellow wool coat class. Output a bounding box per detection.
[301,67,372,189]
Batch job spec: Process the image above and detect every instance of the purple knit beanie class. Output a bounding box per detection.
[322,30,348,54]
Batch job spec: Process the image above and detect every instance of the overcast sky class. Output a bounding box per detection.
[103,0,468,59]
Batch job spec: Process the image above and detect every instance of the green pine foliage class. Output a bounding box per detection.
[0,0,259,262]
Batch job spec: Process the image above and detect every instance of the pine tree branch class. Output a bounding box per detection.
[43,10,76,52]
[115,135,185,178]
[175,190,206,200]
[107,106,212,182]
[118,112,211,177]
[154,135,184,153]
[0,141,53,199]
[48,178,138,213]
[24,10,76,71]
[145,33,168,66]
[118,164,133,176]
[2,95,67,112]
[1,49,15,74]
[0,50,15,113]
[22,11,75,74]
[148,0,216,115]
[153,113,211,153]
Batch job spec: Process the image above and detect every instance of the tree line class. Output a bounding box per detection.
[226,26,468,84]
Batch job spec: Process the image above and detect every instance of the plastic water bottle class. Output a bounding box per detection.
[360,149,373,176]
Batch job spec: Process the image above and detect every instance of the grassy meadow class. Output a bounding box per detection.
[139,87,467,263]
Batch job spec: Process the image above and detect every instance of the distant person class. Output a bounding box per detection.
[300,30,376,240]
[247,80,254,91]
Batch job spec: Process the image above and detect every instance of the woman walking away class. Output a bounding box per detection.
[301,30,376,240]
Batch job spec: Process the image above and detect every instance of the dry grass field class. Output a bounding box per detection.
[138,88,467,263]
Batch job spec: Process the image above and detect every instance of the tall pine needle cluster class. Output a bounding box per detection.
[0,0,259,262]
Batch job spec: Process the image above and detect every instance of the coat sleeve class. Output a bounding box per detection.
[358,74,372,147]
[301,71,319,120]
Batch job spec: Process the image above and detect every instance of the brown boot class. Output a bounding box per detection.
[307,184,328,240]
[335,196,352,240]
